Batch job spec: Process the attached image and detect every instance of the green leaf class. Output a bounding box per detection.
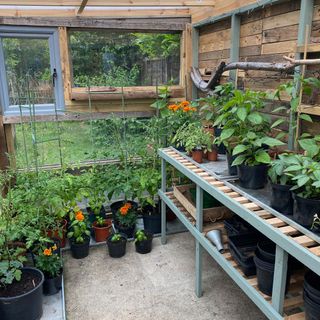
[297,176,310,187]
[220,128,235,141]
[255,151,271,164]
[285,165,302,172]
[298,139,320,158]
[299,113,313,123]
[271,118,285,128]
[232,155,246,166]
[247,112,263,124]
[237,107,247,121]
[232,144,248,156]
[260,137,284,147]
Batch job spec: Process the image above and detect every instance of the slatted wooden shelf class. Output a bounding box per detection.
[164,189,306,319]
[162,147,320,259]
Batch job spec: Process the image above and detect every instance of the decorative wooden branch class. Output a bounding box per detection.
[191,55,320,93]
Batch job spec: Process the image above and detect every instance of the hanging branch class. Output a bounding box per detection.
[192,55,320,93]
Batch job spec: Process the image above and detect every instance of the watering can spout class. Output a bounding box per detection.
[207,230,224,253]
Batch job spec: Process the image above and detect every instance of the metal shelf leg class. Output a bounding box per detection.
[272,245,288,314]
[161,158,167,245]
[195,185,203,297]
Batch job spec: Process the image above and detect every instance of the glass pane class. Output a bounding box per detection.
[2,37,53,106]
[69,30,181,87]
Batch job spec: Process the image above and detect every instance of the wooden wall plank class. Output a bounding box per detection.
[0,116,9,169]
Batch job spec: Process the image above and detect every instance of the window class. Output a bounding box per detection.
[69,30,181,88]
[0,26,64,115]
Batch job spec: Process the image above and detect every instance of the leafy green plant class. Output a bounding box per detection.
[268,153,300,185]
[95,216,106,227]
[285,155,320,199]
[115,202,137,228]
[134,230,147,243]
[232,132,284,166]
[35,245,62,278]
[172,122,212,153]
[298,133,320,160]
[67,209,90,244]
[110,233,122,242]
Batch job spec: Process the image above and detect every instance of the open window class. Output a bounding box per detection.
[69,30,182,88]
[0,26,64,115]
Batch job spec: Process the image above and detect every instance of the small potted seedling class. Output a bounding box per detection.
[106,233,127,258]
[92,217,112,243]
[134,230,153,254]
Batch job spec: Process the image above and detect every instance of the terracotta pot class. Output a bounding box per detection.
[207,149,218,161]
[192,149,203,163]
[92,219,112,242]
[47,219,67,248]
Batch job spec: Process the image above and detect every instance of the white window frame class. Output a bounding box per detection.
[0,26,64,116]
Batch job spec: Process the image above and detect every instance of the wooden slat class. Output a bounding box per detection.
[227,192,241,198]
[292,235,317,247]
[309,246,320,256]
[265,217,287,228]
[254,210,274,219]
[284,312,305,320]
[242,202,261,211]
[283,295,303,309]
[278,226,300,236]
[218,186,233,193]
[233,196,250,204]
[209,181,225,187]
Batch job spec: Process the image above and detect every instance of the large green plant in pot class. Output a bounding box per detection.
[268,153,299,215]
[285,155,320,229]
[232,131,284,189]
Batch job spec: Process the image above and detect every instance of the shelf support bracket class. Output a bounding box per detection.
[195,185,203,298]
[271,245,288,314]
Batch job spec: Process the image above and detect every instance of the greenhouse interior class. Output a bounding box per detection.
[2,1,320,319]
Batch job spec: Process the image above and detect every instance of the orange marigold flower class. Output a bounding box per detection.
[173,105,180,112]
[183,106,191,112]
[124,203,132,209]
[120,206,129,216]
[168,105,175,110]
[191,107,197,112]
[43,248,52,256]
[75,212,84,221]
[180,101,190,107]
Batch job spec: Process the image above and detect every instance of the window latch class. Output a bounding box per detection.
[52,68,57,87]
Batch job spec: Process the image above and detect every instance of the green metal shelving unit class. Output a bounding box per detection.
[158,147,320,320]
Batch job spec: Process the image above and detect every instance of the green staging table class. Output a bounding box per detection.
[158,147,320,320]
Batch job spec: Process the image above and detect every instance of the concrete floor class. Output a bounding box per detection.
[63,233,266,320]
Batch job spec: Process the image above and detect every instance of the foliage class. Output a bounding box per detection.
[214,89,270,152]
[172,122,213,153]
[268,153,299,185]
[232,132,284,166]
[67,209,90,244]
[298,133,320,160]
[115,202,137,228]
[95,216,107,227]
[285,155,320,199]
[35,245,62,278]
[0,170,27,288]
[110,233,122,242]
[134,230,148,243]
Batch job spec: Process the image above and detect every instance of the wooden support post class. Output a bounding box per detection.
[288,0,314,150]
[161,158,167,245]
[191,26,199,100]
[0,116,9,170]
[195,184,203,298]
[185,23,193,101]
[271,246,288,314]
[229,14,241,83]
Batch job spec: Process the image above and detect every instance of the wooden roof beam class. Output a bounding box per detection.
[0,0,215,6]
[77,0,89,14]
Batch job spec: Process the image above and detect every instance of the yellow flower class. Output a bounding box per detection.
[52,244,57,251]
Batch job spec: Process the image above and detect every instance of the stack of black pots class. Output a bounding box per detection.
[304,271,320,320]
[254,241,292,296]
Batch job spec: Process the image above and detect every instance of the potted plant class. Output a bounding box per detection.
[134,230,153,254]
[114,202,137,238]
[172,122,212,163]
[67,209,91,259]
[232,132,284,189]
[92,217,112,243]
[0,170,44,320]
[285,155,320,228]
[268,153,298,215]
[106,233,127,258]
[35,245,63,296]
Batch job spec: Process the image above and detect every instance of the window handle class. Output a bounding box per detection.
[52,68,57,87]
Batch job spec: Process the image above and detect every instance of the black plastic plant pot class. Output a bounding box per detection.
[135,231,153,254]
[238,164,268,190]
[304,271,320,305]
[110,200,138,221]
[270,183,294,216]
[226,151,237,176]
[43,272,63,296]
[107,234,127,258]
[70,236,90,259]
[257,241,276,263]
[0,267,44,320]
[304,290,320,320]
[254,253,290,296]
[214,127,226,155]
[142,205,161,234]
[293,194,320,229]
[114,222,135,239]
